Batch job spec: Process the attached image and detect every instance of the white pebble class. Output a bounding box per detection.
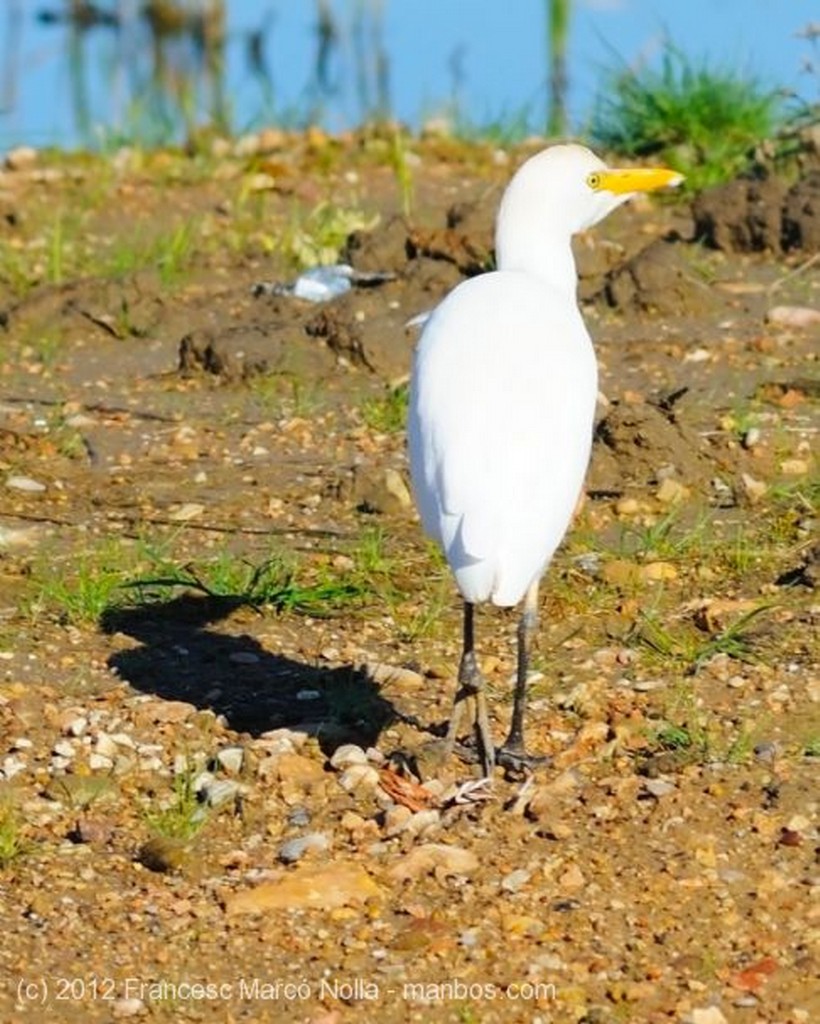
[112,996,146,1018]
[742,427,761,449]
[136,743,163,756]
[329,744,368,769]
[257,728,308,754]
[400,809,441,839]
[501,868,531,893]
[94,733,119,758]
[338,763,380,792]
[6,475,46,492]
[202,779,244,807]
[644,778,676,798]
[1,755,26,779]
[216,746,244,774]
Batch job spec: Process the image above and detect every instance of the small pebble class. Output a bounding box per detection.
[278,832,330,864]
[338,763,380,792]
[631,678,664,692]
[138,836,192,874]
[501,868,531,893]
[690,1007,729,1024]
[72,816,114,846]
[229,651,260,665]
[6,475,46,493]
[87,753,114,771]
[112,997,146,1019]
[287,806,311,828]
[766,304,820,328]
[1,755,26,779]
[201,779,243,808]
[573,552,601,575]
[400,809,441,839]
[742,426,761,449]
[52,739,76,759]
[193,770,216,793]
[216,746,244,774]
[329,744,368,770]
[643,778,676,798]
[257,728,305,754]
[94,733,119,758]
[109,732,136,749]
[383,804,413,837]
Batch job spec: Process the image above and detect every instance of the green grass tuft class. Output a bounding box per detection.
[127,551,370,618]
[362,382,409,434]
[591,42,784,190]
[144,765,208,842]
[0,801,28,869]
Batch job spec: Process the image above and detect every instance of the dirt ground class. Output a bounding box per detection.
[0,131,817,1024]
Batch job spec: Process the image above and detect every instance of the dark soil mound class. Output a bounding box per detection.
[693,169,820,253]
[594,239,720,316]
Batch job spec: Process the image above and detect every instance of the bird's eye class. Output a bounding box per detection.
[586,172,601,190]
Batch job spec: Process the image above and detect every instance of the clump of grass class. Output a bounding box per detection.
[388,128,415,219]
[591,42,784,190]
[281,201,379,268]
[127,551,369,618]
[630,604,771,673]
[247,374,321,418]
[144,765,207,842]
[616,507,708,563]
[362,382,409,433]
[106,221,199,287]
[27,549,130,625]
[653,721,700,753]
[0,801,28,869]
[646,710,757,768]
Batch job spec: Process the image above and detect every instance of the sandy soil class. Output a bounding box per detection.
[0,131,817,1024]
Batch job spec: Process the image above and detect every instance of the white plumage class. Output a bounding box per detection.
[408,143,683,774]
[409,270,596,606]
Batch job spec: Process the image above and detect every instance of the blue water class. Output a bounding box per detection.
[0,0,816,150]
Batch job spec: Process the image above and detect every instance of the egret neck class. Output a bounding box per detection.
[494,180,583,299]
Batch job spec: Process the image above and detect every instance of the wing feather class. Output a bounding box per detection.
[408,271,597,606]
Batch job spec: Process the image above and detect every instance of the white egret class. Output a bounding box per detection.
[408,144,682,775]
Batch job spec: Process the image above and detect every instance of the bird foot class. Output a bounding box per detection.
[495,743,552,777]
[446,733,550,779]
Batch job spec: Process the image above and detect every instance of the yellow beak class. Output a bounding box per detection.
[587,166,685,194]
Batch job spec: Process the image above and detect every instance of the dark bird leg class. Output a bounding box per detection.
[498,581,550,770]
[445,601,496,776]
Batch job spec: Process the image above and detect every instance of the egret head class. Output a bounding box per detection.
[495,143,683,280]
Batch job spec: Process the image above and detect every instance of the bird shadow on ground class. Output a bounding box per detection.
[99,593,395,754]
